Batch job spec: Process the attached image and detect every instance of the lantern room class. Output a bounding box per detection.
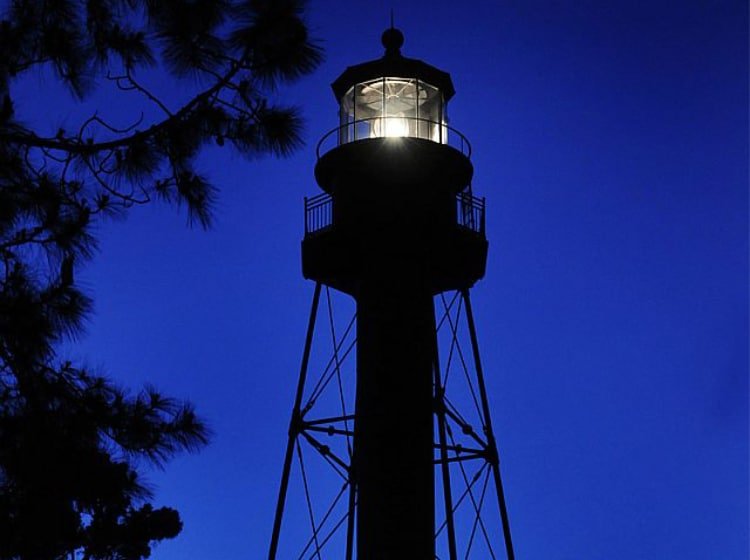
[338,77,444,141]
[330,28,457,146]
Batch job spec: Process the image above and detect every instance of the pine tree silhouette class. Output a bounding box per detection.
[0,1,322,558]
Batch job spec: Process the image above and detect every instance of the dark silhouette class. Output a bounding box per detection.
[0,1,321,558]
[270,29,513,560]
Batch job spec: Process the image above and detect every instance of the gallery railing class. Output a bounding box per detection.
[316,117,472,159]
[304,192,333,235]
[304,192,485,237]
[456,191,485,234]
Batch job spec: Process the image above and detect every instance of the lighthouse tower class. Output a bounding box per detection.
[269,28,514,560]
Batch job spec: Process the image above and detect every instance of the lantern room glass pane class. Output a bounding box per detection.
[339,86,355,143]
[339,77,445,144]
[416,81,444,142]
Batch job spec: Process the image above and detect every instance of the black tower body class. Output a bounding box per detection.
[269,29,514,560]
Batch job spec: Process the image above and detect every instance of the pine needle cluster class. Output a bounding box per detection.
[0,1,322,558]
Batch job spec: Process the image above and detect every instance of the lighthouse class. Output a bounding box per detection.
[269,28,514,560]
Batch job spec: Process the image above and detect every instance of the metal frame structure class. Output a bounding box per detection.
[268,284,515,560]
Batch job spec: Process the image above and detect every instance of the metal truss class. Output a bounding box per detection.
[432,289,515,560]
[268,283,515,560]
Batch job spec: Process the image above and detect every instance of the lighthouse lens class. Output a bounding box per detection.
[339,78,445,143]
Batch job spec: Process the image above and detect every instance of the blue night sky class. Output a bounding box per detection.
[19,1,748,558]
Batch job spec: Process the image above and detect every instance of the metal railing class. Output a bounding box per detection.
[304,192,485,237]
[456,192,485,234]
[304,192,333,235]
[316,117,472,160]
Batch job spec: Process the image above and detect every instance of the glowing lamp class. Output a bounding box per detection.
[332,28,455,145]
[374,114,409,138]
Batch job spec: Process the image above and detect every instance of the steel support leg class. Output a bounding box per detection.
[432,303,459,560]
[345,473,356,560]
[268,283,322,560]
[461,289,515,560]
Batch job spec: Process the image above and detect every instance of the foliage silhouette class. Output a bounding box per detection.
[0,0,322,558]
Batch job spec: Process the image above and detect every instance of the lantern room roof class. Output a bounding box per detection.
[330,28,456,102]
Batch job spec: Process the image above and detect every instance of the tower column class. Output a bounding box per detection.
[355,273,436,559]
